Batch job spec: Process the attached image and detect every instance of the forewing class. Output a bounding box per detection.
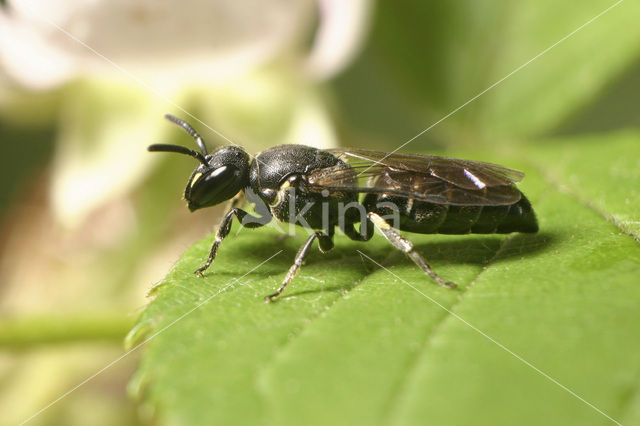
[330,149,524,185]
[307,149,525,206]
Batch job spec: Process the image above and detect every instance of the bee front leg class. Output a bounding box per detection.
[195,208,271,276]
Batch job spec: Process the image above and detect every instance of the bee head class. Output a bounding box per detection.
[148,114,250,211]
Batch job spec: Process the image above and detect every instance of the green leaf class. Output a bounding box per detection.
[130,132,640,426]
[526,131,640,240]
[339,0,640,141]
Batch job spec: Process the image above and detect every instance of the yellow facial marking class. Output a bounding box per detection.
[190,172,203,187]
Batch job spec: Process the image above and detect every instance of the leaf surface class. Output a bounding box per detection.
[130,132,640,426]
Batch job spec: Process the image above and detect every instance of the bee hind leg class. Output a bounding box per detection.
[366,212,457,289]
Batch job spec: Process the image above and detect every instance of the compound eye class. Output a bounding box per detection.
[186,165,242,210]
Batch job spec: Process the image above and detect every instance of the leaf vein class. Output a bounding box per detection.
[380,236,512,425]
[528,158,640,244]
[253,250,390,423]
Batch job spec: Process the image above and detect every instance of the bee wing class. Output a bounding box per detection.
[307,149,525,206]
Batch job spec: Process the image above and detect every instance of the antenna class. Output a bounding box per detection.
[147,144,209,166]
[164,113,209,155]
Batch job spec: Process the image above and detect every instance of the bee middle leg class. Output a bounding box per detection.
[265,230,334,303]
[367,212,457,289]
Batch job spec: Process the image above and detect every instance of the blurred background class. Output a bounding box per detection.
[0,0,638,424]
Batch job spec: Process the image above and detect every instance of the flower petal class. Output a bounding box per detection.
[304,0,373,80]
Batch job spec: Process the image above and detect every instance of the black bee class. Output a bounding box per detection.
[149,114,538,302]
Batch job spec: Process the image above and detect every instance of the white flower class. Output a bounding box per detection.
[1,0,371,87]
[0,0,372,227]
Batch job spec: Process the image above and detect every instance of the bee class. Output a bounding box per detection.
[149,114,538,302]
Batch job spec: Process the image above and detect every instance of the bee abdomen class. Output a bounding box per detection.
[488,194,538,234]
[363,192,538,235]
[441,194,538,234]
